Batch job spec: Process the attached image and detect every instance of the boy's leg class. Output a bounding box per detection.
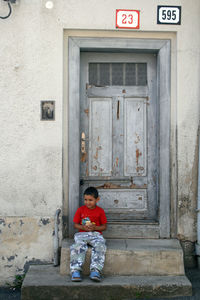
[70,232,88,273]
[88,233,106,273]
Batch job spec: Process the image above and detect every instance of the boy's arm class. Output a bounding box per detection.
[74,223,86,231]
[94,223,107,232]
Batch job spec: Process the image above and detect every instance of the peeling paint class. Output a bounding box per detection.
[136,148,142,165]
[86,166,89,177]
[0,216,57,285]
[96,182,147,189]
[81,152,87,163]
[115,157,119,167]
[23,259,51,273]
[16,268,24,272]
[20,220,24,226]
[136,166,144,173]
[134,133,140,144]
[0,219,6,226]
[7,256,15,261]
[40,218,50,225]
[93,146,102,161]
[84,108,89,116]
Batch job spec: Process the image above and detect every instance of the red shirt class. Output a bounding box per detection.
[73,205,107,234]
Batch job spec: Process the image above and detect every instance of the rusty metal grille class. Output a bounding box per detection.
[89,63,147,86]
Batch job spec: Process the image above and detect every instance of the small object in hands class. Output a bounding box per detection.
[86,220,91,225]
[82,217,91,225]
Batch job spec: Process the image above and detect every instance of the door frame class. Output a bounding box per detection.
[68,37,170,238]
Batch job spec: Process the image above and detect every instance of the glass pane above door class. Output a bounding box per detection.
[89,63,147,86]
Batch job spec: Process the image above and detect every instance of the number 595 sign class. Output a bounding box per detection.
[157,6,181,25]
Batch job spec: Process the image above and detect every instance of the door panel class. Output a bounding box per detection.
[89,98,112,176]
[124,98,147,177]
[80,52,158,225]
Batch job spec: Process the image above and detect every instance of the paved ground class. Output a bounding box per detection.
[0,268,199,300]
[0,287,21,300]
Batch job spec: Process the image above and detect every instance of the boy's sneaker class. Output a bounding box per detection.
[71,270,82,282]
[89,269,101,282]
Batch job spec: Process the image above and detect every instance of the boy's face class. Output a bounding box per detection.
[84,194,99,209]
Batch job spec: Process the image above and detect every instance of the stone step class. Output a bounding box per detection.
[60,238,185,276]
[21,265,192,300]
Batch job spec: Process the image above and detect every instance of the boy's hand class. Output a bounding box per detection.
[87,223,96,231]
[74,222,106,232]
[83,223,96,231]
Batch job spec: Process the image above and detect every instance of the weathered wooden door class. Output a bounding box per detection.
[80,52,158,237]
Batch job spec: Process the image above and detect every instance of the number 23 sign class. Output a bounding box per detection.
[116,9,140,29]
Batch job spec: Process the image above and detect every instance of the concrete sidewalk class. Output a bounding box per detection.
[0,268,200,300]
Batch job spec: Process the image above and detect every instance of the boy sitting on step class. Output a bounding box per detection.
[70,186,107,282]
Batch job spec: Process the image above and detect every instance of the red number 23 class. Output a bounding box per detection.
[122,13,133,24]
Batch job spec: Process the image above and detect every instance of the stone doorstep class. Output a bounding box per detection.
[60,238,185,276]
[21,265,192,300]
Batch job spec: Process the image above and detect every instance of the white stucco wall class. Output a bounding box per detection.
[0,0,199,284]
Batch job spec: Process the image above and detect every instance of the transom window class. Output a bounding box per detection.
[89,63,147,86]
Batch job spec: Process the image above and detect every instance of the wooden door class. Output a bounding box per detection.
[80,52,158,234]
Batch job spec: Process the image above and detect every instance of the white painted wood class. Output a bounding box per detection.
[124,98,147,176]
[99,189,147,211]
[89,98,112,176]
[80,52,157,225]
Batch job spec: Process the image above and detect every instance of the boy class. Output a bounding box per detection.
[70,187,107,282]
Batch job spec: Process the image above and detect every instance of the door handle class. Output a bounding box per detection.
[81,132,86,154]
[117,100,120,119]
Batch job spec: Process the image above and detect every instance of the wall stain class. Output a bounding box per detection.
[23,259,50,273]
[7,256,15,261]
[20,220,24,226]
[0,219,6,226]
[40,218,50,226]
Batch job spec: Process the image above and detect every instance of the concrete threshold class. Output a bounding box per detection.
[21,265,192,300]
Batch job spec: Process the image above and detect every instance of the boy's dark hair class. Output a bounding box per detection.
[84,186,99,199]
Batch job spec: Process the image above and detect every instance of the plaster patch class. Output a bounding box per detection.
[40,218,50,225]
[0,216,58,285]
[0,219,6,226]
[7,256,15,262]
